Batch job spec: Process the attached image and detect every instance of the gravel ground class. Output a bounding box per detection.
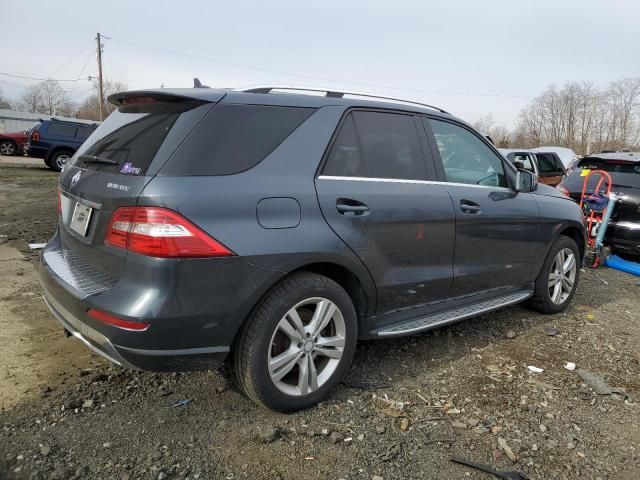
[1,155,639,480]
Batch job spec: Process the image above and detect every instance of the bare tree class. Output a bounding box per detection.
[471,114,513,147]
[515,77,640,154]
[489,125,512,148]
[19,80,75,116]
[76,80,128,121]
[472,114,495,135]
[0,87,11,109]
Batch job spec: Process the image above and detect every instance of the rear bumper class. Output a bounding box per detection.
[38,233,283,372]
[26,144,47,159]
[42,293,137,369]
[40,279,230,371]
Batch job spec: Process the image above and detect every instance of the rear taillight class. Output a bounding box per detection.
[105,207,234,258]
[557,185,571,198]
[87,308,149,331]
[31,131,40,142]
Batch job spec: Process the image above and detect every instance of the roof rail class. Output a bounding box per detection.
[239,86,450,114]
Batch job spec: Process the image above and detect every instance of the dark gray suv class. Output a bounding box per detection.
[40,87,585,411]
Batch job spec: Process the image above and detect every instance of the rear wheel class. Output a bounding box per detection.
[47,150,73,172]
[233,272,357,412]
[528,236,580,314]
[0,140,16,156]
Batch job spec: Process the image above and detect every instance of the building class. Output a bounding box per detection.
[0,109,97,133]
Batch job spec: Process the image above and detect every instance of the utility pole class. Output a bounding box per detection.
[96,33,105,121]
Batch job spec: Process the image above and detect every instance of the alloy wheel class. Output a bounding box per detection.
[0,142,16,155]
[56,154,70,170]
[548,248,577,304]
[268,297,346,396]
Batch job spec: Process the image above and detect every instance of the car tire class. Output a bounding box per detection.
[0,140,17,156]
[47,150,73,172]
[528,235,580,314]
[233,272,357,412]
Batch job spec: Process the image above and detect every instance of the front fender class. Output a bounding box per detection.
[534,194,586,272]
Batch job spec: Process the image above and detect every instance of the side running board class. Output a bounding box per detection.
[377,291,533,337]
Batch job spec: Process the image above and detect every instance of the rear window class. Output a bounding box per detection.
[536,152,564,173]
[47,123,77,138]
[577,158,640,174]
[506,152,534,171]
[160,104,315,176]
[70,100,204,175]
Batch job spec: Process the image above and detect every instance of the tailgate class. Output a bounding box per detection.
[58,168,153,279]
[51,91,221,281]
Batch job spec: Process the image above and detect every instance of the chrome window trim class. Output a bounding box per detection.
[317,175,512,191]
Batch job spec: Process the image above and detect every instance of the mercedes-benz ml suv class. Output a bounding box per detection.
[40,87,585,412]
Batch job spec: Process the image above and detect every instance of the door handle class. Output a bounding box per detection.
[336,198,370,216]
[460,199,481,214]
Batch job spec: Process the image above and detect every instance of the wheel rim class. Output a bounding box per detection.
[0,142,15,155]
[56,155,70,169]
[268,297,346,397]
[548,248,577,305]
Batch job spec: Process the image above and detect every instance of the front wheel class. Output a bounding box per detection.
[233,272,357,412]
[528,236,580,314]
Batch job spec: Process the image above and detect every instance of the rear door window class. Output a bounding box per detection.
[354,111,427,180]
[47,123,77,138]
[75,125,95,140]
[322,111,430,180]
[322,114,365,177]
[160,104,315,176]
[428,119,507,187]
[352,111,427,180]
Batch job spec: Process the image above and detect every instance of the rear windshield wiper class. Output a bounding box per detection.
[77,154,118,165]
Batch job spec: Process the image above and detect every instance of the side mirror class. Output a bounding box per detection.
[515,169,538,193]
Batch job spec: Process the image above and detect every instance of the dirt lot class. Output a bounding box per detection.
[0,154,639,480]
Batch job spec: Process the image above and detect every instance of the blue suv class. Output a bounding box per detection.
[27,118,98,171]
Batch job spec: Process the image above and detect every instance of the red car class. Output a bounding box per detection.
[0,130,28,156]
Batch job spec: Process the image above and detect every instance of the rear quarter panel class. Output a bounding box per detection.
[139,105,377,329]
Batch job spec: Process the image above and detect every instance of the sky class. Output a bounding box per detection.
[1,0,639,126]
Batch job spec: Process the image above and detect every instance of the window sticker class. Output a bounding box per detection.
[120,163,142,175]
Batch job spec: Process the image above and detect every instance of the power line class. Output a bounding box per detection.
[0,78,30,89]
[49,40,95,77]
[103,34,532,99]
[76,45,96,81]
[69,86,95,99]
[0,72,88,82]
[0,75,94,100]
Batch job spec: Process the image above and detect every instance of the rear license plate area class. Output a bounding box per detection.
[70,202,93,236]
